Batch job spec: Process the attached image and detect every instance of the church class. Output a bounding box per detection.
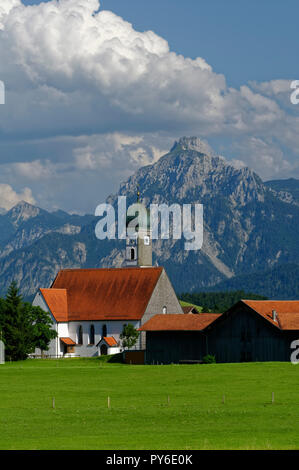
[32,208,183,357]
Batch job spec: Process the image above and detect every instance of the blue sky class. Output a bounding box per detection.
[0,0,298,213]
[23,0,299,87]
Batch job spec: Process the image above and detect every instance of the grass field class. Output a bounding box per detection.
[1,358,299,450]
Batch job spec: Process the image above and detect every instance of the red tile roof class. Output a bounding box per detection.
[139,313,221,331]
[242,300,299,329]
[42,267,163,322]
[103,336,118,347]
[277,313,299,330]
[60,337,76,345]
[40,288,68,322]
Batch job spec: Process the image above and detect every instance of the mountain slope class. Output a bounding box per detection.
[204,263,299,300]
[0,201,95,259]
[0,137,298,299]
[265,178,299,205]
[108,137,299,289]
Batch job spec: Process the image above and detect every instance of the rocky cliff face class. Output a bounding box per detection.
[0,137,298,299]
[108,137,298,291]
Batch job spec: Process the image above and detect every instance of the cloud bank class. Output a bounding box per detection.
[0,0,298,211]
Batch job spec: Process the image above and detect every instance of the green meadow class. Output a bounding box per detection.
[1,358,299,450]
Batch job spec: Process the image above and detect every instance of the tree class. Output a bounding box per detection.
[27,303,57,356]
[1,281,34,361]
[120,324,139,350]
[0,282,57,361]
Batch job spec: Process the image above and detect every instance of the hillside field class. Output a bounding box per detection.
[1,358,299,450]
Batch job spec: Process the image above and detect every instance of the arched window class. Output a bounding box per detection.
[89,324,95,345]
[102,324,107,337]
[163,306,167,314]
[77,325,83,345]
[130,248,135,260]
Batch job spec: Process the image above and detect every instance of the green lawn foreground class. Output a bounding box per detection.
[1,358,299,450]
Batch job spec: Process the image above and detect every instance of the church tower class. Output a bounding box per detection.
[124,190,152,268]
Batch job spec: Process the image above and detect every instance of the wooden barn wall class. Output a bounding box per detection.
[207,308,294,363]
[145,308,299,364]
[145,331,207,364]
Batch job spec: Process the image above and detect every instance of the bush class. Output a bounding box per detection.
[203,354,216,364]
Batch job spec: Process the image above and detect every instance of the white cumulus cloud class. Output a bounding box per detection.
[0,0,297,211]
[0,183,35,211]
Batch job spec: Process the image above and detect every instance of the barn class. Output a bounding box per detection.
[140,300,299,363]
[139,313,221,364]
[206,300,299,363]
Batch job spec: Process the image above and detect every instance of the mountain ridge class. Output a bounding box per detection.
[0,136,298,299]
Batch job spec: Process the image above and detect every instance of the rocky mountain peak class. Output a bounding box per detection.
[113,136,264,208]
[7,201,41,227]
[171,136,214,156]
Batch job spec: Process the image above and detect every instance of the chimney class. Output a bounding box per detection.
[272,310,277,322]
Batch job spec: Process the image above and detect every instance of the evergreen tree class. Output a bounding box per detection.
[2,281,34,360]
[0,281,57,361]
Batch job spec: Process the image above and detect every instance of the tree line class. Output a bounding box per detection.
[180,290,268,313]
[0,282,57,361]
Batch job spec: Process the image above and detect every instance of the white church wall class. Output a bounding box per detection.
[67,320,141,357]
[58,323,69,338]
[32,291,58,357]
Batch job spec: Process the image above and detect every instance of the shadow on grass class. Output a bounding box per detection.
[97,353,124,364]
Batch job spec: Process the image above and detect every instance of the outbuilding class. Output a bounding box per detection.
[140,300,299,363]
[139,313,220,364]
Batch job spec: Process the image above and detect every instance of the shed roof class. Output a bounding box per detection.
[60,337,76,346]
[40,267,163,322]
[139,313,221,332]
[242,300,299,329]
[102,336,118,347]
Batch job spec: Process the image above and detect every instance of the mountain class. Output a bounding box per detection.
[0,201,95,259]
[265,178,299,206]
[0,137,298,299]
[106,137,299,293]
[202,263,299,300]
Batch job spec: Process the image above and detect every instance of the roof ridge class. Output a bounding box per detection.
[57,266,163,272]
